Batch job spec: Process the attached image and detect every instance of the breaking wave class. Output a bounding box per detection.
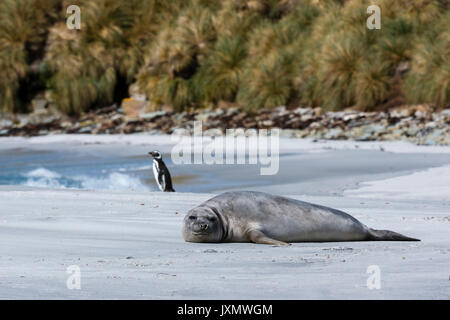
[22,168,150,191]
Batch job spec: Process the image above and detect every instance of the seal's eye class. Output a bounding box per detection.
[208,217,216,222]
[189,216,197,220]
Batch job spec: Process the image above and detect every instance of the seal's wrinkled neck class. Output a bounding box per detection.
[207,206,229,242]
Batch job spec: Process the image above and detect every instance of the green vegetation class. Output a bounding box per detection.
[0,0,448,115]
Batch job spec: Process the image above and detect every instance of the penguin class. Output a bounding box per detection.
[149,151,175,192]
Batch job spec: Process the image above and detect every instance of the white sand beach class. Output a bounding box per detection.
[0,135,449,299]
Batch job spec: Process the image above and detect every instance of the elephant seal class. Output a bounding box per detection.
[182,191,420,245]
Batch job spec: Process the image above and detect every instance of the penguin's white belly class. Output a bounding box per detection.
[152,161,163,191]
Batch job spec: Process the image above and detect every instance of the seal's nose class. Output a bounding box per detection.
[200,223,208,230]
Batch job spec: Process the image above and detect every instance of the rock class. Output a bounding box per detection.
[323,128,344,139]
[308,122,321,130]
[232,112,247,122]
[15,115,30,128]
[389,109,410,118]
[406,126,420,137]
[121,98,147,119]
[195,112,210,122]
[110,114,123,122]
[226,107,239,116]
[0,104,448,145]
[313,107,322,117]
[31,98,48,111]
[140,111,167,121]
[128,83,146,101]
[274,106,286,113]
[78,126,94,134]
[243,121,257,128]
[351,124,384,141]
[0,119,13,128]
[293,107,311,116]
[94,104,119,115]
[261,120,274,127]
[343,113,359,122]
[61,121,72,128]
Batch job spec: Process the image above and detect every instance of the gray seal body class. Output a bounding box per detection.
[182,191,420,245]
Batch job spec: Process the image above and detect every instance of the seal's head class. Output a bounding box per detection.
[149,151,162,159]
[182,207,223,243]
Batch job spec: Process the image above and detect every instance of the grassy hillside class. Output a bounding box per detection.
[0,0,449,115]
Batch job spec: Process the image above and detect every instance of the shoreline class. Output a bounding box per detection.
[1,105,449,146]
[2,133,450,155]
[1,134,450,195]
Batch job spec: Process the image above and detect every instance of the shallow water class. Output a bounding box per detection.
[0,143,275,193]
[0,146,195,192]
[1,139,449,195]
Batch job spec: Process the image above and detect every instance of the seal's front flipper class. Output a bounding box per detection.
[248,229,290,246]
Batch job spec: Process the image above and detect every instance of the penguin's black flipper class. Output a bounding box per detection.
[158,165,175,192]
[162,170,175,192]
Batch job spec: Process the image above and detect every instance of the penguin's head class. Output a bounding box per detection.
[149,150,162,159]
[182,207,223,243]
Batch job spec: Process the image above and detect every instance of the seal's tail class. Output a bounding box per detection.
[368,228,420,241]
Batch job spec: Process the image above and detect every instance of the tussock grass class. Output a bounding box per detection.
[405,30,450,108]
[238,48,299,110]
[195,36,247,103]
[0,0,59,112]
[0,0,448,114]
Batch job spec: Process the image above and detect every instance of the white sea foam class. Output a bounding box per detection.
[22,168,150,191]
[24,168,65,189]
[25,168,62,179]
[76,172,149,191]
